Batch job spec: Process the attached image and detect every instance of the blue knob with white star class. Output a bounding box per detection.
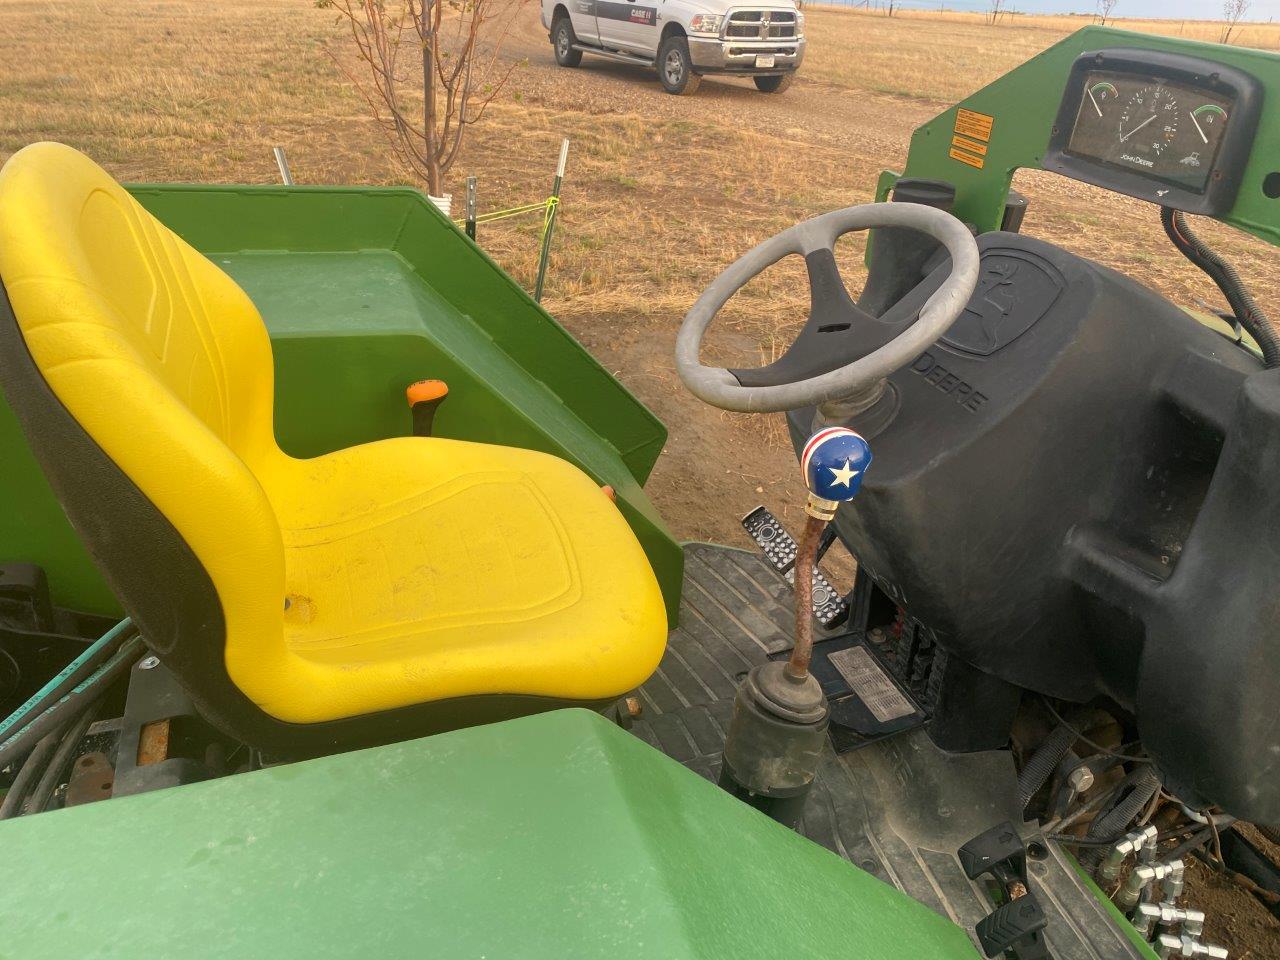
[801,427,872,508]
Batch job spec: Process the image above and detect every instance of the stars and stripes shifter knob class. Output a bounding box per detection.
[800,427,872,520]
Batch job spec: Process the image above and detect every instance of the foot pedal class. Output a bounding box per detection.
[742,506,847,627]
[960,822,1053,959]
[975,899,1049,959]
[960,822,1028,885]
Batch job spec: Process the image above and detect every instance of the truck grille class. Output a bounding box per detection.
[724,9,798,40]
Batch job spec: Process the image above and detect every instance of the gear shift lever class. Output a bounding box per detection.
[717,427,872,827]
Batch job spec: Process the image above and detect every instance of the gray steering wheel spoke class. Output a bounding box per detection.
[676,203,980,414]
[793,219,837,256]
[803,248,856,326]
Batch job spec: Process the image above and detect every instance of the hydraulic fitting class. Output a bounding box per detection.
[1134,903,1162,939]
[1118,859,1183,912]
[1163,859,1187,901]
[1100,825,1159,885]
[1154,933,1228,958]
[1140,903,1207,940]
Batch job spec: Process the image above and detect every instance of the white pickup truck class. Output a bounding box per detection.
[541,0,805,95]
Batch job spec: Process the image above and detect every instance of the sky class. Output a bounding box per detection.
[874,0,1280,18]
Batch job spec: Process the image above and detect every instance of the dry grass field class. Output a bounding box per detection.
[1,3,1279,949]
[804,6,1280,102]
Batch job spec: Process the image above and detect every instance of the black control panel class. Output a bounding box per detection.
[787,229,1279,821]
[1045,48,1262,214]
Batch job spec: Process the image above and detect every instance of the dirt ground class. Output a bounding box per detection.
[2,0,1278,953]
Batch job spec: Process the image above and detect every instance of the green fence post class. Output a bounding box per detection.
[534,139,569,303]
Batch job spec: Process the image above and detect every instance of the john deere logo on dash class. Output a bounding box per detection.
[911,352,989,413]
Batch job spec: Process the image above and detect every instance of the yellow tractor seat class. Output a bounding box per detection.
[0,143,667,753]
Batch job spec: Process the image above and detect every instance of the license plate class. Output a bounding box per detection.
[755,55,775,68]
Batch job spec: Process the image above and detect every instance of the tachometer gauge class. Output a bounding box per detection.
[1119,85,1179,158]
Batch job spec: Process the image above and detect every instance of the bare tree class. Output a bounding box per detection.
[318,0,526,196]
[988,0,1006,25]
[1096,0,1118,25]
[1220,0,1250,43]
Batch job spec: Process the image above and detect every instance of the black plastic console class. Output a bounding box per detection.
[786,231,1279,822]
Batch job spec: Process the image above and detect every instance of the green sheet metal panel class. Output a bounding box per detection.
[0,709,980,959]
[878,27,1280,245]
[0,185,682,621]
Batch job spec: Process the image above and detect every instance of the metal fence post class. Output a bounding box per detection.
[534,139,570,303]
[465,177,478,240]
[272,147,294,185]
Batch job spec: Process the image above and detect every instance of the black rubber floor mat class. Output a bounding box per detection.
[630,543,1144,960]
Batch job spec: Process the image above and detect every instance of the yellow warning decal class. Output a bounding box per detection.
[950,108,994,169]
[951,135,988,157]
[948,147,985,169]
[954,108,994,142]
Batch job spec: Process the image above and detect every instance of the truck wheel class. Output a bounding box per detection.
[552,17,582,67]
[658,35,701,95]
[753,74,793,94]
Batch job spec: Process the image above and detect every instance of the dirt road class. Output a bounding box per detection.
[501,6,931,160]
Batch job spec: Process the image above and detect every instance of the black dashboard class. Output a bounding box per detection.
[1044,48,1263,214]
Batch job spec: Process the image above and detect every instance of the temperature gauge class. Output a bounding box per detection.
[1189,103,1228,144]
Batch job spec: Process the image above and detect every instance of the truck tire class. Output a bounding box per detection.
[753,73,793,94]
[658,35,701,95]
[552,16,582,67]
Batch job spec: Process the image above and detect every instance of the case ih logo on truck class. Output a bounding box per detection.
[594,0,655,23]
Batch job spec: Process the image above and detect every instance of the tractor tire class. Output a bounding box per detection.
[658,35,701,95]
[753,73,794,94]
[552,17,583,67]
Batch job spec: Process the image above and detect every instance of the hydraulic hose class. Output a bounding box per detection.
[1080,765,1162,870]
[22,698,102,815]
[1163,822,1236,866]
[0,636,142,772]
[0,618,133,742]
[1018,721,1078,810]
[0,731,60,820]
[1161,207,1280,368]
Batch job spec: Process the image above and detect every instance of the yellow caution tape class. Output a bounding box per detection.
[455,196,558,227]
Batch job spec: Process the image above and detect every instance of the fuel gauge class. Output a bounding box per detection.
[1085,80,1119,117]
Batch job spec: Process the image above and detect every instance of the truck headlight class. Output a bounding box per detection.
[795,10,805,33]
[689,13,724,34]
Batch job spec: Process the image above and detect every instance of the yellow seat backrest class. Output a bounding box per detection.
[0,142,288,677]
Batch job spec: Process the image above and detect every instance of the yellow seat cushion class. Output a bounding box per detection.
[259,437,666,721]
[0,142,666,725]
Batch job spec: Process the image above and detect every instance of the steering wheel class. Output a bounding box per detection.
[675,203,981,413]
